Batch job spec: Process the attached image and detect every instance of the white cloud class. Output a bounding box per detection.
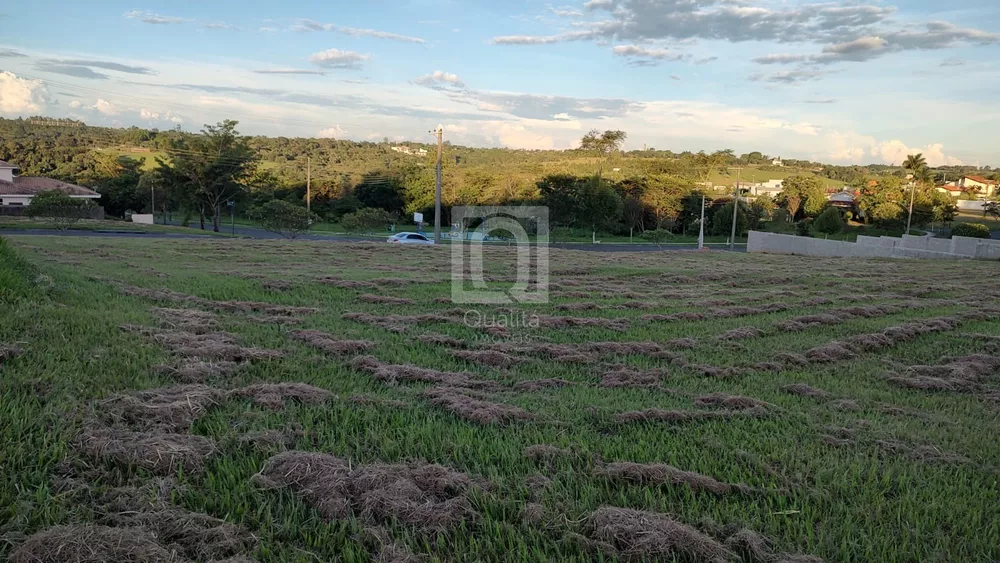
[68,100,82,109]
[123,10,188,24]
[872,140,963,167]
[820,131,963,166]
[93,99,120,115]
[310,49,370,69]
[549,6,583,17]
[553,113,572,120]
[292,19,425,43]
[0,71,49,113]
[139,108,159,120]
[414,71,465,88]
[612,45,687,62]
[317,125,347,138]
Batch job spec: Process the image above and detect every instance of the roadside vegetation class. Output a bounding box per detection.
[1,234,998,562]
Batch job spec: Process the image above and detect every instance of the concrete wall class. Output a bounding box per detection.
[951,236,981,257]
[956,200,986,211]
[748,231,983,260]
[131,214,154,225]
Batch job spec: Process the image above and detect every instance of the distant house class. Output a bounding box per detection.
[752,179,784,196]
[956,175,997,199]
[935,184,963,197]
[0,160,101,207]
[391,146,429,157]
[771,157,783,167]
[827,190,856,209]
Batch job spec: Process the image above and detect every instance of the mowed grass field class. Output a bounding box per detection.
[1,235,999,562]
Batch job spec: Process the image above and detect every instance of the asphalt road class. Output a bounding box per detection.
[1,228,746,252]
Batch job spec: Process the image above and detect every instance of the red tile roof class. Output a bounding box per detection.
[965,175,998,185]
[0,177,100,197]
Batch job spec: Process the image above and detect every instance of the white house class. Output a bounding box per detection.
[752,179,784,196]
[771,157,784,167]
[0,160,101,207]
[956,175,997,199]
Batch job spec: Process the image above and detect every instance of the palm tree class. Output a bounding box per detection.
[902,153,927,233]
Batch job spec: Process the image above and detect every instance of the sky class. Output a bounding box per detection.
[0,0,998,166]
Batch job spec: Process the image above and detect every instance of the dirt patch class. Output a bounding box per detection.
[292,329,376,355]
[423,386,534,425]
[600,365,672,391]
[782,383,830,399]
[9,525,178,563]
[514,378,574,391]
[359,294,415,305]
[101,384,226,431]
[255,451,480,530]
[451,349,525,369]
[153,360,240,383]
[230,383,334,409]
[586,507,734,562]
[694,392,773,410]
[352,355,494,389]
[76,427,217,474]
[416,333,466,348]
[595,462,745,495]
[717,327,763,340]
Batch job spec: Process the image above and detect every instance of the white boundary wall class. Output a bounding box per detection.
[747,231,1000,260]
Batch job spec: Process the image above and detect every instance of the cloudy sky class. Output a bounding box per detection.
[0,0,997,166]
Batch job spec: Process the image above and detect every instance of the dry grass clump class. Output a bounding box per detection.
[594,462,744,495]
[423,386,534,425]
[782,383,831,399]
[775,352,809,366]
[151,307,218,333]
[416,333,466,348]
[774,313,842,332]
[805,343,856,363]
[523,444,572,461]
[716,327,763,340]
[802,315,969,365]
[614,407,767,424]
[875,440,969,464]
[262,279,292,291]
[351,355,494,389]
[0,343,23,364]
[725,528,774,562]
[886,354,1000,393]
[344,312,449,333]
[535,315,630,331]
[514,378,574,391]
[122,284,318,317]
[685,364,752,378]
[255,451,480,530]
[667,337,698,349]
[694,392,773,410]
[76,427,217,474]
[450,349,525,369]
[291,329,376,355]
[709,303,790,319]
[829,399,860,411]
[102,384,226,431]
[230,382,334,409]
[600,365,671,390]
[555,302,604,311]
[323,279,377,290]
[821,434,854,447]
[154,360,240,383]
[523,502,546,525]
[586,507,735,562]
[9,525,177,563]
[238,429,297,450]
[123,325,283,363]
[358,294,415,305]
[641,312,706,323]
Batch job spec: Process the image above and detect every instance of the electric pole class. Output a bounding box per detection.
[698,194,705,250]
[730,167,741,250]
[306,157,311,214]
[434,125,443,243]
[906,180,916,234]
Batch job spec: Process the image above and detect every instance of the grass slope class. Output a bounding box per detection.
[1,235,998,562]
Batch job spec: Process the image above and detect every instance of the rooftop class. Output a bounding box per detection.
[0,177,101,197]
[0,160,17,169]
[965,175,998,185]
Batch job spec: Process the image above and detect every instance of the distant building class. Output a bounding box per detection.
[771,157,783,167]
[0,160,101,207]
[752,179,784,196]
[935,184,963,197]
[956,175,997,199]
[391,146,429,157]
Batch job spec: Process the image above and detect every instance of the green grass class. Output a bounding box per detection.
[953,211,1000,231]
[0,216,235,236]
[1,235,998,562]
[96,148,169,171]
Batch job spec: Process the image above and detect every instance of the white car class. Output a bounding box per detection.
[387,232,435,245]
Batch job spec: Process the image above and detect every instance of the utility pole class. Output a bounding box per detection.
[306,157,311,214]
[730,167,741,250]
[906,180,916,234]
[434,125,443,243]
[698,194,706,250]
[151,183,156,224]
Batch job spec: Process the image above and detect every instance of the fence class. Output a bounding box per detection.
[748,230,1000,260]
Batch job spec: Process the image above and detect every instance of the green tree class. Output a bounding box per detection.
[710,200,748,237]
[249,200,318,239]
[983,200,1000,221]
[813,206,845,235]
[902,153,927,177]
[579,130,627,157]
[93,156,146,218]
[747,194,776,230]
[776,175,826,219]
[163,120,257,232]
[25,190,94,230]
[341,208,396,234]
[354,172,405,213]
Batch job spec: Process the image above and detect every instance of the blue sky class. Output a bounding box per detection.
[1,0,998,166]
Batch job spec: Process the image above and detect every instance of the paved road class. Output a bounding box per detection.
[2,228,749,252]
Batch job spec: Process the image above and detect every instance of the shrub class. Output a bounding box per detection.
[951,223,991,239]
[710,201,748,237]
[640,229,673,244]
[813,206,845,235]
[249,200,319,239]
[25,190,94,230]
[795,219,813,237]
[341,208,396,234]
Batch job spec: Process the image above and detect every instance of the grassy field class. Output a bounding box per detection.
[953,210,1000,231]
[1,235,999,562]
[0,217,234,236]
